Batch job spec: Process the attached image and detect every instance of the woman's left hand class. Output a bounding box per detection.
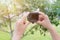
[12,12,30,40]
[15,12,30,34]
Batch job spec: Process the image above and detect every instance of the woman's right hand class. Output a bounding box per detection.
[37,12,60,40]
[37,12,53,30]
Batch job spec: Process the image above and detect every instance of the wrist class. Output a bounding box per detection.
[46,23,54,31]
[13,26,26,36]
[47,24,55,32]
[15,29,25,35]
[12,31,23,40]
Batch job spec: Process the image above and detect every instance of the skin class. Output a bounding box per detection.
[12,12,60,40]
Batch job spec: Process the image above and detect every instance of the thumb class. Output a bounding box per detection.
[37,21,42,25]
[25,21,30,26]
[22,12,29,21]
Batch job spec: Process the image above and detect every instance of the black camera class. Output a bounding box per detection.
[27,12,39,23]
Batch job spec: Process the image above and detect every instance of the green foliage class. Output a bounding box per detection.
[0,0,60,39]
[21,0,60,36]
[22,0,60,26]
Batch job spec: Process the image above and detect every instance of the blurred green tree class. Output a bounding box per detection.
[19,0,60,36]
[0,0,60,39]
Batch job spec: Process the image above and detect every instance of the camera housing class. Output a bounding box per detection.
[27,12,39,23]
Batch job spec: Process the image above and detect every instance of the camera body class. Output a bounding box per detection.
[27,12,39,23]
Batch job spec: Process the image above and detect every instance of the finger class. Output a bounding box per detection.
[38,15,44,21]
[37,21,42,25]
[25,21,30,26]
[19,12,29,22]
[22,12,30,20]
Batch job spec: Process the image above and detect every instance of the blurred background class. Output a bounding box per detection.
[0,0,60,40]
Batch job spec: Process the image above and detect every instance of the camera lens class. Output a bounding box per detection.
[27,12,39,23]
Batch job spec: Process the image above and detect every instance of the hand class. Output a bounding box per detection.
[37,12,52,30]
[12,12,30,40]
[37,12,60,40]
[14,12,30,34]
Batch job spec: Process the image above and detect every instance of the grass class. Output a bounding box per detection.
[0,24,60,40]
[0,30,52,40]
[0,31,10,40]
[22,31,52,40]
